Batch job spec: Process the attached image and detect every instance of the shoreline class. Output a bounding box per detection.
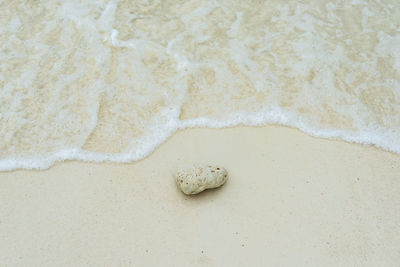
[1,125,399,266]
[2,123,399,173]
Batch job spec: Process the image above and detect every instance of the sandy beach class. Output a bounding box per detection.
[1,125,399,266]
[2,1,400,266]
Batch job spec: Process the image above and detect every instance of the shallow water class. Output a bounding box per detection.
[1,0,400,170]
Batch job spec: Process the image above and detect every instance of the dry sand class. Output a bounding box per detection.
[1,125,399,266]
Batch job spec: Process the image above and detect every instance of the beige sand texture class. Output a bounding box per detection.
[1,126,400,266]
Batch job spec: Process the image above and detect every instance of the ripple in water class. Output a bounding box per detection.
[1,0,400,170]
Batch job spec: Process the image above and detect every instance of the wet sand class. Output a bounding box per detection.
[1,125,399,266]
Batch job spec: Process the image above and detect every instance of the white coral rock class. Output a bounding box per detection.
[175,165,228,195]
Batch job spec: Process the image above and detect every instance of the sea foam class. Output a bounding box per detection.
[1,0,399,171]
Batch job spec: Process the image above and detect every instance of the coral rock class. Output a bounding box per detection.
[175,165,228,195]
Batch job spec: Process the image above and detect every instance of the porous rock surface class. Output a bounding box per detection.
[175,165,228,195]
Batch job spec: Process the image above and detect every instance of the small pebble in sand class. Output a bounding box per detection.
[175,165,228,195]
